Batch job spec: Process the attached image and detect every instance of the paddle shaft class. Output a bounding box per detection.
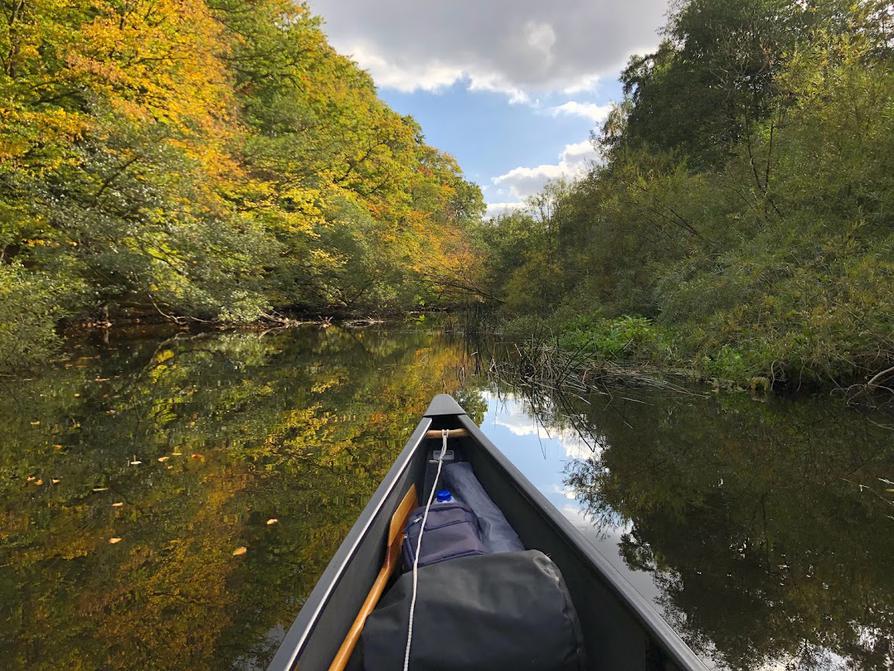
[327,485,418,671]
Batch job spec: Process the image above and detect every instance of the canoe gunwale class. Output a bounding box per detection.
[266,415,433,671]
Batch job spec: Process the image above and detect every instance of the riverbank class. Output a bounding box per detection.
[492,314,894,404]
[1,303,453,376]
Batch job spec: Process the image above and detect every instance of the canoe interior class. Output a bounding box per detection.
[268,396,705,671]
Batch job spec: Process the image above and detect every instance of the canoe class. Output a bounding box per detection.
[267,394,707,671]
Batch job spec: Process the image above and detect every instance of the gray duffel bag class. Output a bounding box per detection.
[362,549,586,671]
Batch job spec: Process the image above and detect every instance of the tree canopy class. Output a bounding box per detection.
[0,0,484,370]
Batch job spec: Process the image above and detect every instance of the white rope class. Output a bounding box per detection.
[402,429,449,671]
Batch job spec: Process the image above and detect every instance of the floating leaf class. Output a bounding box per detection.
[191,453,204,461]
[92,487,109,492]
[108,537,123,544]
[53,444,63,450]
[112,502,124,507]
[51,478,61,484]
[232,546,248,557]
[30,420,40,426]
[26,475,35,482]
[94,377,110,382]
[172,451,183,456]
[33,479,44,486]
[157,456,169,463]
[266,518,279,526]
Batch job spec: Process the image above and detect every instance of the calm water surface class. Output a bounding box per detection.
[1,325,891,670]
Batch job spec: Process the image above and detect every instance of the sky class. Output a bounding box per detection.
[307,0,671,217]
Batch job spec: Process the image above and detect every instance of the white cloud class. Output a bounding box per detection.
[548,101,613,124]
[560,139,599,165]
[563,74,602,95]
[467,73,530,105]
[491,139,599,200]
[486,201,526,218]
[308,0,667,99]
[343,43,463,92]
[524,21,557,65]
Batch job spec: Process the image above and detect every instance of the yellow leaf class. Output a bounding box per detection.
[157,456,169,462]
[112,502,124,507]
[109,537,123,544]
[51,478,61,484]
[266,518,279,526]
[30,421,40,426]
[232,546,248,557]
[34,479,44,486]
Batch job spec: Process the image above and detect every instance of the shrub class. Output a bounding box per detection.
[0,265,82,372]
[558,315,673,362]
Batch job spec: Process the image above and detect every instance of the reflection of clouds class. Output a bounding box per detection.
[560,504,593,527]
[754,646,848,671]
[483,390,873,671]
[560,430,599,461]
[551,484,578,500]
[486,391,604,461]
[493,407,541,437]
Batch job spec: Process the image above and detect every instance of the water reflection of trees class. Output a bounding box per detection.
[560,391,894,670]
[0,326,474,670]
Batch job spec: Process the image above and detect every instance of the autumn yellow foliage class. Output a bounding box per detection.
[0,0,484,370]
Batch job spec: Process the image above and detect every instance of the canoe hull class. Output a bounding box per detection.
[268,395,706,671]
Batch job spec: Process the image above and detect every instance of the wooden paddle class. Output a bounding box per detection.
[328,484,418,671]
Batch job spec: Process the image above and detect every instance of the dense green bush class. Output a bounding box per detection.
[558,316,673,362]
[477,1,894,388]
[0,265,83,371]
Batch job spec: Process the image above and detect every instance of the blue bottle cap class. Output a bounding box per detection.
[435,489,452,503]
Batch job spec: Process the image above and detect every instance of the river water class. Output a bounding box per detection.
[1,324,891,670]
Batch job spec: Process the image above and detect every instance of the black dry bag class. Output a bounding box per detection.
[362,550,586,671]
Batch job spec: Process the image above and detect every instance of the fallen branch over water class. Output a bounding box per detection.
[839,363,894,406]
